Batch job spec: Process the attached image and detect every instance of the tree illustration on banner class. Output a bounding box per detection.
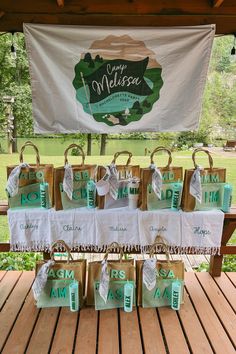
[73,35,163,126]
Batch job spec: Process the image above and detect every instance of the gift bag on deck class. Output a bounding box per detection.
[34,240,86,308]
[140,147,183,211]
[136,236,184,307]
[54,144,97,210]
[6,141,53,209]
[87,242,135,308]
[181,148,226,212]
[97,151,140,209]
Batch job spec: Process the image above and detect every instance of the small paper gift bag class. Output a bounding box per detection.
[34,240,86,307]
[87,242,135,307]
[54,144,97,210]
[181,148,226,211]
[97,151,140,209]
[6,141,53,209]
[136,236,184,307]
[140,147,183,210]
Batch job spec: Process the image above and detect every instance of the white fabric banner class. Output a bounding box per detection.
[23,24,215,133]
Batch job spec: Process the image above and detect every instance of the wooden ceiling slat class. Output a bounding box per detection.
[0,0,235,15]
[0,14,235,34]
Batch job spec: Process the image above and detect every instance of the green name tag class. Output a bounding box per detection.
[36,279,74,308]
[195,183,225,211]
[94,280,135,310]
[60,181,87,209]
[142,279,184,308]
[147,182,182,210]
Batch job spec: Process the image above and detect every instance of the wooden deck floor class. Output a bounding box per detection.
[0,271,235,354]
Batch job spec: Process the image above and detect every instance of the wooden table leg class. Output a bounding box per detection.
[209,219,236,277]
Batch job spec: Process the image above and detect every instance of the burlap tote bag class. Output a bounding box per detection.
[6,141,54,209]
[140,147,183,210]
[136,236,184,307]
[97,151,140,209]
[35,240,86,307]
[87,242,135,307]
[54,143,97,210]
[181,148,226,211]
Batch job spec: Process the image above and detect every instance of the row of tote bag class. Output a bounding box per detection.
[33,238,184,311]
[6,140,232,212]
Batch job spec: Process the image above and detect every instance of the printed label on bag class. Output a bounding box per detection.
[194,183,225,211]
[142,279,184,308]
[36,279,73,308]
[94,280,135,310]
[147,183,181,210]
[8,183,49,209]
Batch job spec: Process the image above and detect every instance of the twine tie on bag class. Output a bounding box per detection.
[63,163,73,200]
[6,163,30,197]
[32,260,55,300]
[150,163,162,200]
[99,259,110,303]
[190,165,203,203]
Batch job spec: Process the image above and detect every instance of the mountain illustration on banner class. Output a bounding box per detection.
[73,35,163,126]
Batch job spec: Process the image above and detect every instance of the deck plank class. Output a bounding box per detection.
[178,292,213,354]
[185,272,235,353]
[196,272,236,345]
[26,308,60,354]
[226,272,236,287]
[0,271,22,309]
[0,271,6,281]
[138,307,166,354]
[213,273,236,312]
[158,307,190,354]
[74,308,97,354]
[50,307,78,354]
[0,271,34,352]
[98,309,119,354]
[119,309,143,354]
[2,291,39,354]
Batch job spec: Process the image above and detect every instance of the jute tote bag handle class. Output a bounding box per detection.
[64,144,85,166]
[111,151,133,166]
[50,240,74,264]
[149,242,171,265]
[192,148,214,170]
[103,242,124,262]
[19,141,40,166]
[150,146,172,168]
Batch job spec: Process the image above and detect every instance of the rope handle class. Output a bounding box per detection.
[103,242,124,263]
[64,144,85,166]
[192,148,213,170]
[50,240,74,264]
[19,141,40,166]
[111,151,132,166]
[150,146,172,168]
[149,235,170,263]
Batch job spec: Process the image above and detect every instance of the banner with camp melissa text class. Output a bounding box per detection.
[24,24,215,133]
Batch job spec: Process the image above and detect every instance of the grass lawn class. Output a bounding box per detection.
[0,150,235,243]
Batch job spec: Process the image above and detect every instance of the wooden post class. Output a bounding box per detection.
[100,134,107,155]
[87,134,92,155]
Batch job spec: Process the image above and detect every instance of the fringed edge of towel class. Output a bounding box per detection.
[10,242,221,255]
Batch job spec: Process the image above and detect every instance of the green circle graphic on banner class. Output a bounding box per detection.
[73,35,163,126]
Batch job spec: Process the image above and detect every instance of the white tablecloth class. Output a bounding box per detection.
[7,207,224,254]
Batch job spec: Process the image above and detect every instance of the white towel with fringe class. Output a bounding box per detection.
[180,210,224,254]
[7,208,224,254]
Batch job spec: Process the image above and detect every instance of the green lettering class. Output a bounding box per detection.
[50,287,57,298]
[154,287,161,299]
[56,269,64,278]
[163,288,171,300]
[159,269,168,278]
[65,270,74,279]
[19,172,28,180]
[35,171,44,180]
[107,289,114,300]
[119,270,126,279]
[166,189,173,200]
[167,270,175,278]
[110,269,119,278]
[48,269,55,278]
[28,171,36,180]
[115,287,124,300]
[58,287,67,298]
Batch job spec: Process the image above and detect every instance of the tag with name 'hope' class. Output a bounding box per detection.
[143,258,157,291]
